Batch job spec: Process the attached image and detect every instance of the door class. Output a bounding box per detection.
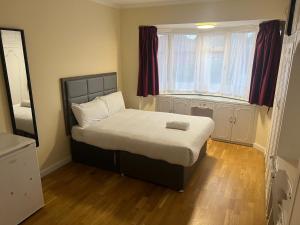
[173,98,191,115]
[265,35,296,208]
[156,96,173,113]
[212,104,234,141]
[231,105,256,145]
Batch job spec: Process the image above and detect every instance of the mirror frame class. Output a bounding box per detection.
[0,28,39,146]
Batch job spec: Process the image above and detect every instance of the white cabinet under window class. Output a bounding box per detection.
[230,106,256,144]
[156,95,256,145]
[190,99,214,110]
[209,103,255,145]
[156,95,173,113]
[173,98,191,115]
[212,104,234,141]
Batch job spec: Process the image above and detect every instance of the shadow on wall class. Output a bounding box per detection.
[38,109,71,173]
[139,96,156,111]
[260,106,273,125]
[0,61,12,133]
[254,106,273,148]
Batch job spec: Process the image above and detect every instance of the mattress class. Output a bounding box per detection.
[72,109,215,167]
[13,105,34,134]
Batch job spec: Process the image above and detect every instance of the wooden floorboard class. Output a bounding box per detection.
[22,140,266,225]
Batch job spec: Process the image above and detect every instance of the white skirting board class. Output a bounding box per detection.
[253,143,266,154]
[40,156,72,178]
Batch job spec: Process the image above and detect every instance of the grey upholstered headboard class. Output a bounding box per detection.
[61,72,117,135]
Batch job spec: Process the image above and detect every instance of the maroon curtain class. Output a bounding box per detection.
[249,20,283,107]
[137,26,159,97]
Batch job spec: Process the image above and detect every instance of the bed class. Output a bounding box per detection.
[61,73,215,191]
[13,104,34,135]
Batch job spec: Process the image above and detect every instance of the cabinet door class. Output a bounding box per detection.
[190,99,214,110]
[173,98,191,115]
[156,96,173,113]
[231,106,255,145]
[212,104,234,141]
[265,36,295,206]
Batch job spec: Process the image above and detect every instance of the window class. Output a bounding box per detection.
[158,29,257,100]
[172,34,197,90]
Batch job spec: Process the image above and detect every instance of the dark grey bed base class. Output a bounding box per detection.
[61,73,207,191]
[119,142,207,190]
[71,139,120,172]
[71,139,207,191]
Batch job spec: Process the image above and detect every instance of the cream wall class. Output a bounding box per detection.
[0,0,289,172]
[0,0,120,171]
[255,107,273,150]
[120,0,288,109]
[120,0,288,150]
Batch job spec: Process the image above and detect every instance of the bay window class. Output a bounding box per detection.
[158,29,257,100]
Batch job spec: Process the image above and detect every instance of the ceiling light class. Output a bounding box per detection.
[196,23,217,29]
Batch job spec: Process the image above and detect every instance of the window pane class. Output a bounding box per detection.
[157,30,257,99]
[202,34,225,93]
[209,52,223,91]
[203,34,225,50]
[158,34,168,92]
[172,34,197,91]
[224,32,256,99]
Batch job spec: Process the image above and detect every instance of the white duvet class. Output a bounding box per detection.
[72,109,215,167]
[13,105,34,134]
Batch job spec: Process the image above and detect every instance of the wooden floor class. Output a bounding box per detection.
[22,140,266,225]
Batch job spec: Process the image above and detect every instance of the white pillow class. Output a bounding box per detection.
[99,91,125,115]
[71,99,109,128]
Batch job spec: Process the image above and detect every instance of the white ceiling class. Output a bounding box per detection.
[157,20,261,29]
[94,0,224,8]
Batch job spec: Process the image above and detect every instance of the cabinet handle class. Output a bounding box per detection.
[229,116,233,123]
[234,117,237,124]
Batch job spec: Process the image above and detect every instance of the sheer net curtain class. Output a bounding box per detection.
[158,29,257,100]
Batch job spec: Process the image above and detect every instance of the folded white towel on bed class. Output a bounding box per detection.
[166,121,190,131]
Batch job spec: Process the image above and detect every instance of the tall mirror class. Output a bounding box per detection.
[0,28,39,146]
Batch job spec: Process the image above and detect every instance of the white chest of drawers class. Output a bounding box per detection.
[0,134,44,225]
